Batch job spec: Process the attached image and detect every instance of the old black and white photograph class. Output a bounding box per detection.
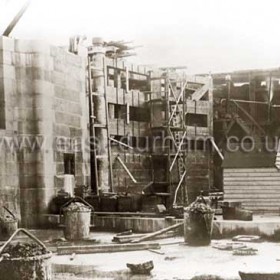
[1,0,280,279]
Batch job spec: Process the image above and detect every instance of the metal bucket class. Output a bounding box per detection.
[184,210,215,246]
[61,197,93,241]
[0,228,52,280]
[0,207,18,240]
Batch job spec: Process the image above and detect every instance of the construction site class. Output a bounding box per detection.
[1,0,280,279]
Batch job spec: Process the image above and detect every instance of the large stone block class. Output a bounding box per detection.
[55,112,81,128]
[0,64,15,79]
[0,36,15,52]
[0,50,13,65]
[32,79,54,96]
[19,174,38,188]
[32,53,54,70]
[15,39,50,55]
[15,39,33,53]
[54,98,81,115]
[32,68,53,82]
[54,85,80,102]
[53,124,71,137]
[65,52,83,68]
[53,71,66,86]
[14,52,31,67]
[65,76,83,91]
[16,79,32,95]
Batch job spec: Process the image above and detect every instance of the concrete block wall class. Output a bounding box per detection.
[0,36,90,227]
[0,37,21,221]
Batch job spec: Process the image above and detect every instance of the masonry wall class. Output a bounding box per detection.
[0,36,90,227]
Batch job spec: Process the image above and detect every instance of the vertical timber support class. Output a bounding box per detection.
[87,56,99,194]
[91,38,110,193]
[249,72,256,121]
[103,57,114,192]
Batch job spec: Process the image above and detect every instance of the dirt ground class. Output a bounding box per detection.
[45,231,280,280]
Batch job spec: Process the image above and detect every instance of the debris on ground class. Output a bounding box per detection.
[239,271,280,280]
[147,248,165,255]
[212,241,246,251]
[232,235,261,242]
[164,256,178,261]
[127,260,154,274]
[190,275,224,280]
[233,247,258,256]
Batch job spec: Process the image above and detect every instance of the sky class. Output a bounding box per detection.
[0,0,280,74]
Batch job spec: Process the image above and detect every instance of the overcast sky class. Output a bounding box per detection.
[1,0,280,74]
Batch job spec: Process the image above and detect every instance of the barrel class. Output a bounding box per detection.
[63,202,92,240]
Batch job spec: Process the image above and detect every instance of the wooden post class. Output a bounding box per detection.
[103,58,114,192]
[131,222,183,243]
[87,56,99,194]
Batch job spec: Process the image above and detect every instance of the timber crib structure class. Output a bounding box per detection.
[87,38,214,208]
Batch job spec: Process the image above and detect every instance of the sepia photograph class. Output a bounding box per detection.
[1,0,280,279]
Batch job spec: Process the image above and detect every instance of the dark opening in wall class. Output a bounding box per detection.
[129,79,148,91]
[186,113,208,127]
[129,107,150,122]
[64,153,75,175]
[114,104,126,119]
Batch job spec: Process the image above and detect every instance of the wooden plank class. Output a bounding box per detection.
[224,187,280,191]
[224,188,280,192]
[57,242,161,255]
[224,177,280,181]
[241,205,280,209]
[117,156,137,183]
[210,137,224,160]
[223,194,280,199]
[225,190,280,194]
[232,100,265,135]
[224,172,280,177]
[103,58,114,192]
[191,84,209,101]
[131,223,183,243]
[224,181,280,186]
[94,211,156,217]
[2,0,31,36]
[224,168,278,173]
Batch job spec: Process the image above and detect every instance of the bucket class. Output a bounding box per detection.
[61,197,93,241]
[184,196,215,246]
[0,228,52,280]
[0,207,18,240]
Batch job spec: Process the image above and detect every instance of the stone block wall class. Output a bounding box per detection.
[0,36,90,227]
